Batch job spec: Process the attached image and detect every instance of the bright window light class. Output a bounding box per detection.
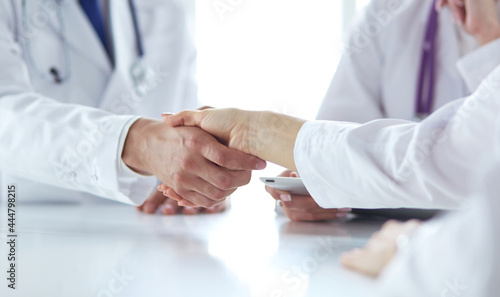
[195,0,346,120]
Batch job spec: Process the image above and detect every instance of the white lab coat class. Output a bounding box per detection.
[295,61,500,209]
[0,0,199,205]
[317,0,500,123]
[376,161,500,297]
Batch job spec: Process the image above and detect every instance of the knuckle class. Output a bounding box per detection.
[213,151,228,166]
[171,172,185,187]
[184,135,202,150]
[215,173,232,190]
[179,157,194,171]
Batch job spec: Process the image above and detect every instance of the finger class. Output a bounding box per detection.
[182,206,203,215]
[203,200,229,214]
[280,195,321,209]
[447,0,466,23]
[284,210,342,222]
[436,0,447,10]
[190,175,237,201]
[162,110,206,127]
[198,160,255,191]
[341,249,370,272]
[161,198,180,215]
[165,188,198,207]
[175,189,224,208]
[197,106,214,111]
[201,139,267,170]
[140,191,167,214]
[278,170,294,177]
[265,185,283,200]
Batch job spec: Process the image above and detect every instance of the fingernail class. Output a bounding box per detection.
[255,160,267,170]
[161,112,173,117]
[280,194,292,202]
[339,208,352,212]
[290,172,299,177]
[336,213,347,218]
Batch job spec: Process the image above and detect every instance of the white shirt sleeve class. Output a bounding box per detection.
[456,38,500,93]
[295,64,500,209]
[116,117,158,205]
[0,3,154,205]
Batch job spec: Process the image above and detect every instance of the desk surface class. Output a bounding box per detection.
[0,180,383,297]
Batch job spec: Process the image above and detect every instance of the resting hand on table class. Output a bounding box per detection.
[123,118,266,209]
[341,219,421,277]
[266,170,351,222]
[438,0,500,45]
[137,189,230,215]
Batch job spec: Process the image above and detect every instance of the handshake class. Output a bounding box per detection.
[122,108,305,212]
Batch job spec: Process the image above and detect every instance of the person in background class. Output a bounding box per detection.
[266,0,500,221]
[0,1,264,215]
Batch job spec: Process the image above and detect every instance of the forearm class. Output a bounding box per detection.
[247,111,306,171]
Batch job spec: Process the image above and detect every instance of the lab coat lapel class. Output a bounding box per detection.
[45,0,112,72]
[436,9,464,93]
[99,0,139,113]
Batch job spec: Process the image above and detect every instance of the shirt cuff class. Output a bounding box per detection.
[457,38,500,93]
[116,116,157,206]
[293,121,356,209]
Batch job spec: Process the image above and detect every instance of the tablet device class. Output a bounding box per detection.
[259,177,310,196]
[260,176,439,220]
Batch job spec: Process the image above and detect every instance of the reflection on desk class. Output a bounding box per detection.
[0,183,383,297]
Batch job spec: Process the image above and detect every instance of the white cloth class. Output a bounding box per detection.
[0,0,199,205]
[295,62,500,209]
[317,0,500,123]
[375,161,500,297]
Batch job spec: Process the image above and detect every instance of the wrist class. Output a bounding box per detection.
[249,111,305,170]
[122,118,158,175]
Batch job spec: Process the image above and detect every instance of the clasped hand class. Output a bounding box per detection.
[122,112,267,210]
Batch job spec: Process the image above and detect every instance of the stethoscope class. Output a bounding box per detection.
[415,0,438,120]
[22,0,156,97]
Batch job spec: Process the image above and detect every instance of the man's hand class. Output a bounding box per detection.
[341,220,421,277]
[137,189,229,215]
[266,170,351,221]
[122,118,267,208]
[438,0,500,45]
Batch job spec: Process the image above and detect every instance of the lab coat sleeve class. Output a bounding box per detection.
[294,64,500,209]
[456,38,500,93]
[0,5,152,205]
[376,164,500,297]
[316,1,385,123]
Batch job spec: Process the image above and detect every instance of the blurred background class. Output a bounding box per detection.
[195,0,371,119]
[193,0,371,176]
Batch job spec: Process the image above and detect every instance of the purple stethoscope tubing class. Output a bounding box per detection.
[415,0,438,119]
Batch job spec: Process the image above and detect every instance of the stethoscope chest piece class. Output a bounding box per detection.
[130,60,158,97]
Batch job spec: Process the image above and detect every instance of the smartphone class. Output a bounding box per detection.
[259,177,310,196]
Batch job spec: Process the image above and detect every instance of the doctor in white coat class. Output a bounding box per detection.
[266,0,500,221]
[160,56,500,210]
[0,0,265,214]
[162,62,500,295]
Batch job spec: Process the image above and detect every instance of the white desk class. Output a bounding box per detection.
[0,180,383,297]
